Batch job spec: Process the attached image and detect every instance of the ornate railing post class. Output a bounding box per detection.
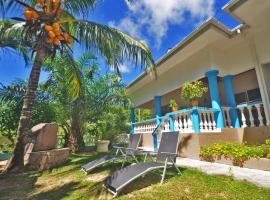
[191,108,200,133]
[154,96,162,151]
[130,107,135,134]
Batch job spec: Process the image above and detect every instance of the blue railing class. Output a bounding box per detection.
[133,107,220,134]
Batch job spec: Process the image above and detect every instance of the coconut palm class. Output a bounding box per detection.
[1,0,154,173]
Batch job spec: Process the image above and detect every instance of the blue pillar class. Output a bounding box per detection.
[154,96,161,151]
[205,70,224,128]
[191,109,200,133]
[169,115,174,132]
[130,107,135,134]
[222,75,240,128]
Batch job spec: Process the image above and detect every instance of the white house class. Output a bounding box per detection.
[127,0,270,151]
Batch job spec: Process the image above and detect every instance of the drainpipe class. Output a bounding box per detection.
[222,75,240,128]
[205,70,225,128]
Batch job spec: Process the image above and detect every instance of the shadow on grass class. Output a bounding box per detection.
[0,172,41,200]
[0,153,186,200]
[118,167,186,197]
[30,181,85,200]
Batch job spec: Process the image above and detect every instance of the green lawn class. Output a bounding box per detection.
[0,153,269,200]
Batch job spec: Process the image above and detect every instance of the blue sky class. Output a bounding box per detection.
[0,0,240,85]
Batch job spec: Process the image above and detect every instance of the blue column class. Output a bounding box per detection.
[205,70,224,128]
[130,107,135,134]
[222,75,240,128]
[191,109,200,133]
[169,115,174,132]
[154,96,161,151]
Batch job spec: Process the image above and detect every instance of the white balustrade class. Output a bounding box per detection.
[134,119,157,134]
[241,103,265,127]
[223,102,267,128]
[173,111,194,133]
[222,107,232,128]
[198,110,218,132]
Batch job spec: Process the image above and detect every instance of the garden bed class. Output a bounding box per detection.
[200,140,270,171]
[213,156,270,171]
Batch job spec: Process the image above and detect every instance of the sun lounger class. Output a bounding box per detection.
[103,132,181,197]
[81,133,142,174]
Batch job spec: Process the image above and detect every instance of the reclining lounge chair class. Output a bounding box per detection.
[103,132,181,197]
[81,133,142,174]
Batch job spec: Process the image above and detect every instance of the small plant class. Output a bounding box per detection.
[181,81,208,106]
[200,140,270,167]
[169,99,179,112]
[169,99,178,108]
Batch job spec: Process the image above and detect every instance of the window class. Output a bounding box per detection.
[235,88,261,104]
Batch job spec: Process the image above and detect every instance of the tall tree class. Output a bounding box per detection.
[44,52,97,151]
[1,0,154,172]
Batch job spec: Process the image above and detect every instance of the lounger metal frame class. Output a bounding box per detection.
[104,132,181,197]
[81,134,142,174]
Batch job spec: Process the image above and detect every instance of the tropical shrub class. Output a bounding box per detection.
[135,109,152,121]
[169,99,178,108]
[181,81,208,101]
[0,81,56,144]
[200,141,270,167]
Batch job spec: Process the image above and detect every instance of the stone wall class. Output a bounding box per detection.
[28,148,70,170]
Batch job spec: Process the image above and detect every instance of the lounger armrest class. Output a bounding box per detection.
[112,146,125,149]
[159,152,177,156]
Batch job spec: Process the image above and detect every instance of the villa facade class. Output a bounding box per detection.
[127,0,270,151]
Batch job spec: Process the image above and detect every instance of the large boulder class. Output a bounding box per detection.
[31,123,58,152]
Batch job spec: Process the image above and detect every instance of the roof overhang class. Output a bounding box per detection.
[127,18,234,92]
[223,0,270,27]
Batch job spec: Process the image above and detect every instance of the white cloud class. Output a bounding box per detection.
[118,64,130,73]
[110,64,131,73]
[111,0,216,48]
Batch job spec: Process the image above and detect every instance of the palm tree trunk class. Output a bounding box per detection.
[69,117,85,152]
[4,49,46,173]
[67,100,85,152]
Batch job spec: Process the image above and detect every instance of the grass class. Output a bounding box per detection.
[0,153,269,200]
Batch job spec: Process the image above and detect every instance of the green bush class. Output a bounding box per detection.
[200,141,270,167]
[169,99,178,108]
[181,80,208,101]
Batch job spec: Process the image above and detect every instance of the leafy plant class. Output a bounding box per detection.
[169,99,178,108]
[200,141,270,167]
[135,109,152,121]
[181,81,208,101]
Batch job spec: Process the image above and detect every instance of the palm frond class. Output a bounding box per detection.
[0,80,27,104]
[0,20,31,64]
[67,20,155,72]
[43,53,84,99]
[77,51,96,69]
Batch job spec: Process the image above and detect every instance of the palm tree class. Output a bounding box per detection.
[43,52,97,151]
[1,0,154,173]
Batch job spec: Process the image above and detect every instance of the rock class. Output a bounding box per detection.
[31,123,58,152]
[28,148,70,170]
